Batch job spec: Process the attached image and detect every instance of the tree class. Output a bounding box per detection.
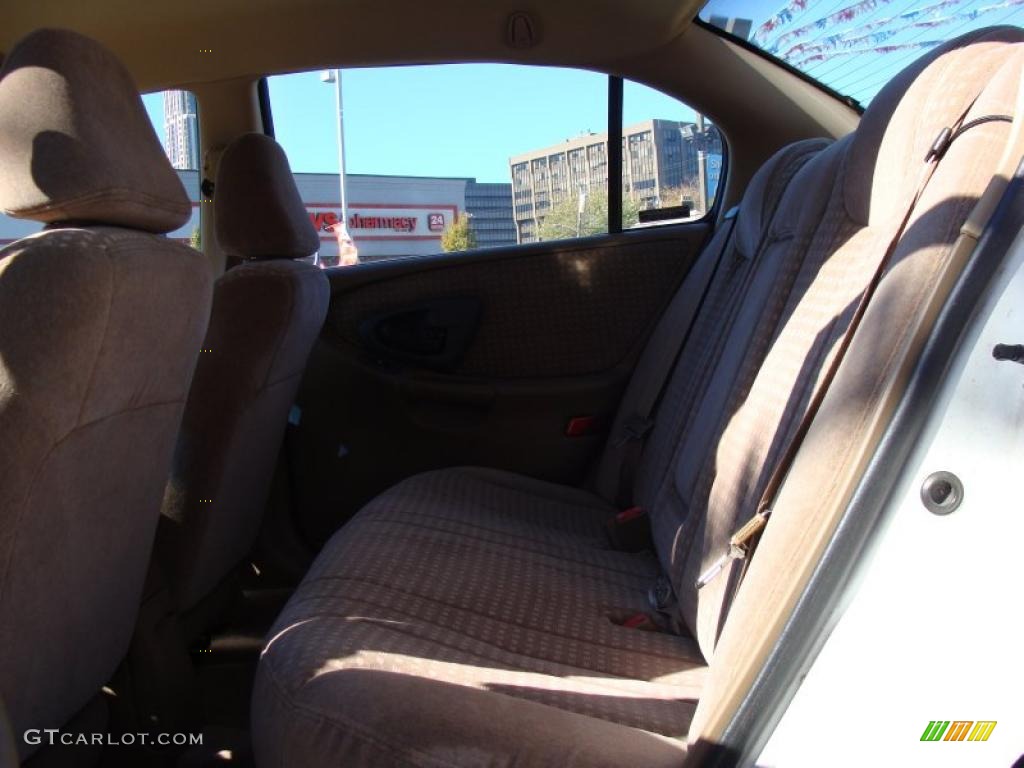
[189,227,201,250]
[440,214,477,252]
[536,189,640,242]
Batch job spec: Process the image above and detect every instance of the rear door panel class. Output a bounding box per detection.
[288,225,708,545]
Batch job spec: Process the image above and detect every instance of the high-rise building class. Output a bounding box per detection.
[509,119,723,243]
[163,90,200,170]
[464,181,517,248]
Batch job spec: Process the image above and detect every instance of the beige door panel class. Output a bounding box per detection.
[288,225,710,545]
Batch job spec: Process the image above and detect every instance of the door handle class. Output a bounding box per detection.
[358,296,481,372]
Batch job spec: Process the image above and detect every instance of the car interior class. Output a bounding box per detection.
[0,1,1022,766]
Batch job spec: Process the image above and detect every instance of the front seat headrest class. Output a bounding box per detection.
[0,28,191,233]
[215,133,320,261]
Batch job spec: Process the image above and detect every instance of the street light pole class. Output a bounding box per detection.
[320,68,349,230]
[576,185,587,238]
[696,113,708,215]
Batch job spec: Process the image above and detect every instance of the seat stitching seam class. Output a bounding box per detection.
[355,512,627,563]
[352,512,651,577]
[349,515,654,581]
[270,606,704,702]
[458,471,616,514]
[367,506,602,540]
[288,575,701,667]
[282,598,704,681]
[262,664,455,768]
[75,243,116,425]
[0,398,183,605]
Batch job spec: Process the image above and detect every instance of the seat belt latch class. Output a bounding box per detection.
[694,510,770,590]
[615,505,645,524]
[565,415,600,437]
[606,506,652,553]
[621,612,657,631]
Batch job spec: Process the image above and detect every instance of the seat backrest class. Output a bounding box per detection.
[671,27,1024,660]
[157,133,329,618]
[0,28,212,758]
[685,31,1024,749]
[592,137,830,508]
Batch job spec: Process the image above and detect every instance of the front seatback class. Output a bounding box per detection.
[158,133,329,618]
[0,29,212,759]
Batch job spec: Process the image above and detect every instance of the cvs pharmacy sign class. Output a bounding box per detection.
[307,203,458,240]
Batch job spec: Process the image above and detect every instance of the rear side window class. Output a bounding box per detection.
[622,80,723,230]
[142,89,201,247]
[266,65,723,264]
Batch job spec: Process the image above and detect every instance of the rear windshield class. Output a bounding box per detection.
[700,0,1024,106]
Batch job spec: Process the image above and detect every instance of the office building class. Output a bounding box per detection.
[163,90,200,170]
[509,119,723,243]
[465,182,517,248]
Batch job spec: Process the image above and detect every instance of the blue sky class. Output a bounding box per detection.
[145,66,697,182]
[143,0,1024,181]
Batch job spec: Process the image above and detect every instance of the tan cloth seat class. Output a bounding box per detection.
[253,129,829,767]
[0,29,212,761]
[253,26,1024,768]
[157,133,329,618]
[255,468,705,767]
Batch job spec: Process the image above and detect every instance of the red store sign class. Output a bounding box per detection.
[307,203,458,241]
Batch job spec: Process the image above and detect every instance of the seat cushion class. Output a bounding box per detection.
[254,468,705,767]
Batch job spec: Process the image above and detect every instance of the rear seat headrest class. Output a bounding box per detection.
[0,28,191,233]
[845,25,1024,226]
[734,138,832,258]
[214,133,319,261]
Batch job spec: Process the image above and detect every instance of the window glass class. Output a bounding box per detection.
[267,65,719,263]
[700,0,1024,107]
[622,81,724,229]
[269,65,608,262]
[142,90,202,247]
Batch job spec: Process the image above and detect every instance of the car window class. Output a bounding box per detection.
[142,89,202,247]
[700,0,1024,107]
[268,65,720,263]
[622,80,724,229]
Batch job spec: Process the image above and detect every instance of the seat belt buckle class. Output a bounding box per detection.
[606,506,652,553]
[648,574,675,613]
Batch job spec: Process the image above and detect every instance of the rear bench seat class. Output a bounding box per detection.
[252,139,828,767]
[253,28,1024,767]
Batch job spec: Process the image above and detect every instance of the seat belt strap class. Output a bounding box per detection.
[608,207,740,507]
[697,97,1018,593]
